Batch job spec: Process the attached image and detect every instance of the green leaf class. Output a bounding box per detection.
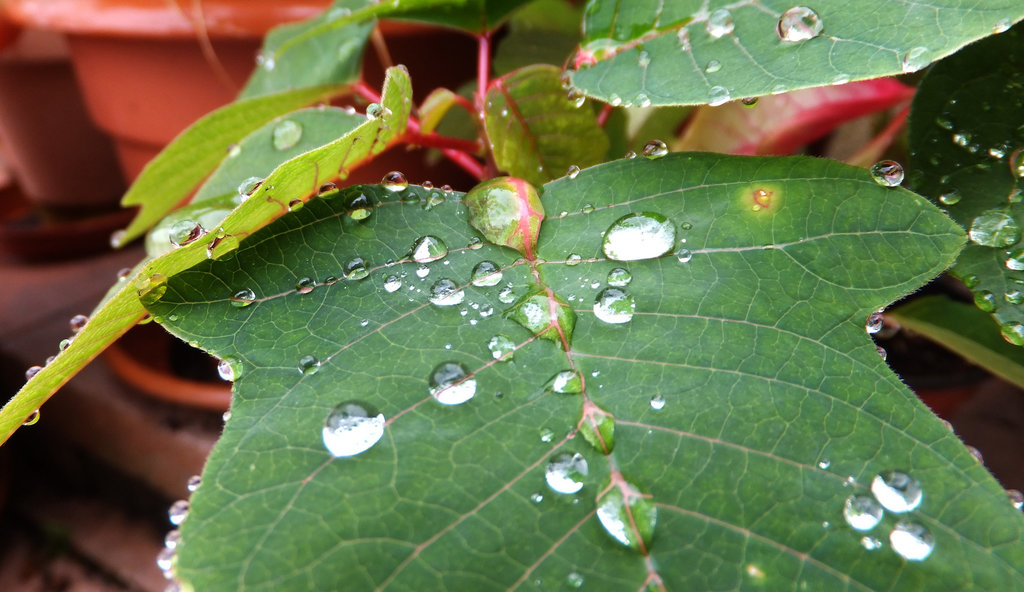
[888,295,1024,390]
[492,0,581,75]
[391,0,530,33]
[117,85,347,244]
[568,2,1024,107]
[484,65,609,185]
[149,154,1023,590]
[0,67,413,446]
[906,24,1024,341]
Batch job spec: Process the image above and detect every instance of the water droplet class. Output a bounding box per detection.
[676,249,693,263]
[993,17,1012,33]
[411,236,447,263]
[383,275,402,293]
[706,9,734,38]
[938,190,961,205]
[540,428,554,443]
[136,274,168,306]
[567,571,584,588]
[609,93,622,107]
[566,165,581,179]
[429,279,465,306]
[843,494,884,530]
[969,210,1021,247]
[606,268,632,287]
[703,59,722,75]
[498,286,516,303]
[322,400,385,457]
[777,6,824,42]
[1007,488,1024,510]
[545,452,588,494]
[901,46,929,73]
[871,470,922,513]
[488,335,516,361]
[649,395,665,410]
[67,314,88,334]
[551,370,583,394]
[870,160,904,187]
[366,103,385,119]
[345,258,369,281]
[25,365,42,380]
[708,85,731,106]
[217,358,236,381]
[966,445,984,463]
[185,475,201,492]
[817,458,831,470]
[230,288,256,307]
[641,140,668,159]
[416,265,430,279]
[567,88,586,108]
[22,409,39,425]
[288,199,303,212]
[594,288,636,324]
[164,529,181,550]
[295,277,316,294]
[831,73,851,86]
[861,536,883,550]
[889,521,934,561]
[227,143,241,157]
[429,362,476,405]
[1006,291,1024,305]
[298,355,322,376]
[596,479,656,551]
[381,171,408,192]
[603,212,676,261]
[346,193,373,220]
[470,261,502,286]
[168,500,189,525]
[157,546,175,572]
[866,312,884,334]
[272,119,302,150]
[317,182,340,199]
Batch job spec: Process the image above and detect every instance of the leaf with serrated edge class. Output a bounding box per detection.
[149,154,1024,590]
[569,2,1023,107]
[0,67,413,446]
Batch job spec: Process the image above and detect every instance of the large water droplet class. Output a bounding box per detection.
[381,171,408,192]
[777,6,824,42]
[383,275,402,293]
[551,370,583,394]
[168,500,189,525]
[843,494,883,531]
[969,210,1021,247]
[607,267,632,287]
[870,160,904,187]
[545,452,588,494]
[168,219,206,248]
[429,362,476,405]
[708,86,731,106]
[230,288,256,307]
[706,9,735,38]
[594,288,636,324]
[411,236,447,263]
[295,277,316,294]
[641,140,668,159]
[488,335,516,361]
[871,470,922,513]
[429,279,465,306]
[901,46,929,73]
[298,355,322,375]
[345,258,369,281]
[322,400,385,457]
[157,546,175,572]
[272,119,303,150]
[889,521,934,561]
[471,261,503,287]
[346,193,372,220]
[217,358,237,381]
[603,212,676,261]
[596,479,656,551]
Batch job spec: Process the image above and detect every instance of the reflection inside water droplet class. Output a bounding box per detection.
[429,362,476,405]
[471,261,502,287]
[545,452,588,494]
[594,288,635,324]
[411,236,447,263]
[551,370,583,394]
[429,279,465,306]
[843,494,883,531]
[381,171,408,192]
[607,267,632,287]
[641,140,668,159]
[871,470,922,513]
[870,160,904,187]
[596,479,656,551]
[168,500,189,525]
[889,521,934,560]
[322,400,386,457]
[298,355,321,375]
[777,6,824,42]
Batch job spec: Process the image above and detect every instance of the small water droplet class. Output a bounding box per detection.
[288,199,304,211]
[429,279,465,306]
[470,261,502,287]
[871,470,922,513]
[298,355,322,375]
[411,236,447,263]
[295,277,316,294]
[346,193,373,220]
[168,500,189,525]
[416,265,430,279]
[237,176,263,196]
[596,479,656,551]
[185,475,201,492]
[567,571,584,588]
[136,274,168,306]
[317,182,340,199]
[156,546,175,572]
[345,258,369,281]
[540,428,554,443]
[831,73,851,86]
[217,358,237,381]
[545,452,588,494]
[676,249,693,263]
[703,59,722,74]
[993,18,1013,33]
[969,210,1021,247]
[870,160,904,187]
[22,409,39,426]
[603,212,676,261]
[381,171,408,193]
[69,314,89,333]
[227,143,241,157]
[777,6,824,42]
[938,190,961,205]
[272,119,302,150]
[607,267,632,287]
[164,529,181,550]
[861,536,883,551]
[323,400,385,457]
[817,458,831,470]
[383,275,402,293]
[567,88,586,108]
[594,288,635,324]
[429,362,476,405]
[230,288,256,307]
[498,285,516,304]
[551,370,583,394]
[866,312,884,334]
[566,165,581,179]
[1007,489,1024,510]
[566,254,583,266]
[649,395,665,410]
[530,492,544,503]
[641,140,668,159]
[366,103,385,119]
[488,335,516,361]
[889,521,934,561]
[706,9,734,38]
[708,85,731,106]
[901,46,929,73]
[25,365,42,380]
[843,494,883,530]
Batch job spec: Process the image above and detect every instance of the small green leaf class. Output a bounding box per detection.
[569,2,1024,106]
[418,88,462,135]
[485,65,609,184]
[907,23,1024,338]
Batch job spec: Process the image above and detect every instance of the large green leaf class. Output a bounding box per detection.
[149,154,1022,590]
[907,24,1024,344]
[484,65,609,185]
[0,67,413,446]
[568,1,1024,107]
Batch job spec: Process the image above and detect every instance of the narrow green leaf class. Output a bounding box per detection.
[888,295,1024,390]
[485,65,609,185]
[568,2,1024,107]
[907,24,1024,342]
[418,88,462,134]
[146,154,1024,590]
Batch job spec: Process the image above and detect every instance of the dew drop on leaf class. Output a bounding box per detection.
[157,547,175,572]
[831,73,851,86]
[861,536,883,551]
[677,249,693,263]
[22,409,39,426]
[567,572,584,588]
[168,500,189,525]
[1007,489,1024,510]
[843,494,883,530]
[550,370,583,394]
[186,475,201,492]
[298,355,322,376]
[498,285,516,303]
[383,275,402,293]
[345,258,369,281]
[230,288,256,307]
[704,59,722,74]
[69,314,88,333]
[607,267,632,287]
[938,189,961,205]
[777,6,824,42]
[288,199,303,212]
[295,277,316,294]
[365,103,385,119]
[708,85,731,106]
[871,470,922,513]
[217,358,237,381]
[870,160,904,187]
[602,212,676,261]
[464,177,544,257]
[889,522,934,561]
[594,287,636,324]
[706,9,734,38]
[566,165,581,178]
[381,170,408,192]
[970,210,1021,247]
[649,395,665,410]
[416,265,430,279]
[596,478,656,551]
[237,176,263,196]
[317,182,340,198]
[164,529,181,549]
[470,261,502,287]
[429,362,476,405]
[346,193,372,220]
[1002,322,1024,346]
[487,335,516,360]
[641,140,668,159]
[865,312,884,334]
[322,400,385,457]
[272,119,302,150]
[539,428,554,443]
[974,290,997,312]
[411,235,447,263]
[429,279,465,306]
[901,46,930,73]
[168,219,206,248]
[25,365,42,380]
[545,452,588,494]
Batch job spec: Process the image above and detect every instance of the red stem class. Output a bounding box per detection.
[476,32,491,108]
[402,131,481,154]
[597,104,614,127]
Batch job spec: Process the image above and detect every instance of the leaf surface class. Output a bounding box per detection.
[907,24,1024,342]
[147,154,1024,590]
[568,1,1024,107]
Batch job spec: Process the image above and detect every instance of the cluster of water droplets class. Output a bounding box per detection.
[839,470,934,560]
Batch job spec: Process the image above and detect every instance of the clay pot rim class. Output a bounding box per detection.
[4,0,331,39]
